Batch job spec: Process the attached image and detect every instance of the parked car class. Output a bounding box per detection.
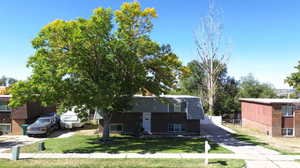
[27,113,60,137]
[60,109,85,129]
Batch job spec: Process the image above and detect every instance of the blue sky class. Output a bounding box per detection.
[0,0,300,89]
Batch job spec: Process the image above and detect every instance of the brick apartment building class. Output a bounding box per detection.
[0,95,56,135]
[240,98,300,137]
[98,95,204,135]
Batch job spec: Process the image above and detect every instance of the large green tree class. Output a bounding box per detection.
[9,2,184,140]
[179,59,239,117]
[239,74,277,98]
[286,61,300,91]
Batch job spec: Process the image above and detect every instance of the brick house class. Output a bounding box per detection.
[98,95,204,135]
[0,95,56,135]
[240,98,300,137]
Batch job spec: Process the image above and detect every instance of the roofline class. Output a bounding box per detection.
[0,95,11,98]
[239,98,300,104]
[133,95,200,99]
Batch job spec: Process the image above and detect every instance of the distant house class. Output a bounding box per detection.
[240,98,300,137]
[0,95,56,135]
[98,95,204,135]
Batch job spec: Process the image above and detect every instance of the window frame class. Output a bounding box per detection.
[174,103,181,112]
[168,123,185,133]
[282,105,294,117]
[0,101,11,112]
[169,102,187,113]
[0,123,11,134]
[109,123,123,133]
[282,128,294,136]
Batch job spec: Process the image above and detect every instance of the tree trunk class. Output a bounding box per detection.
[102,119,110,140]
[208,91,214,116]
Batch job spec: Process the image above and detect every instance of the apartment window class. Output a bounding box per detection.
[0,124,11,135]
[110,123,123,133]
[169,102,187,112]
[282,105,294,117]
[0,101,10,111]
[282,128,294,136]
[168,123,185,132]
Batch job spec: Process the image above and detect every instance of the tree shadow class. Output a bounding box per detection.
[62,136,214,154]
[209,160,228,166]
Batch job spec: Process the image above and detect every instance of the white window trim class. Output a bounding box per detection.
[0,123,12,134]
[168,123,185,133]
[282,105,294,117]
[282,128,294,137]
[109,123,123,133]
[174,103,181,112]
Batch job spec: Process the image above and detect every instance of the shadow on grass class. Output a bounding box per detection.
[231,133,269,147]
[62,136,218,154]
[209,160,228,166]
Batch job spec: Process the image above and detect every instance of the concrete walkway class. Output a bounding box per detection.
[0,130,75,153]
[201,124,300,168]
[0,136,43,153]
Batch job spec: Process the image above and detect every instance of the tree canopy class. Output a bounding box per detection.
[286,61,300,91]
[9,2,185,139]
[239,74,277,98]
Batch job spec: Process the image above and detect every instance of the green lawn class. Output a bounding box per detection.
[0,159,246,168]
[18,134,231,154]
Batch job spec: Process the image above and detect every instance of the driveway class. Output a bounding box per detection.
[201,124,300,168]
[0,129,75,153]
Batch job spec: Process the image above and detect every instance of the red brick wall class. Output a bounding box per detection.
[241,101,273,135]
[272,104,282,136]
[11,119,25,135]
[295,109,300,137]
[11,105,28,120]
[282,117,294,128]
[241,101,273,126]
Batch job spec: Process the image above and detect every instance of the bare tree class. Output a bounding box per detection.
[194,0,230,116]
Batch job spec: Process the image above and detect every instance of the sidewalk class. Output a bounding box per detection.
[1,152,300,160]
[201,124,300,168]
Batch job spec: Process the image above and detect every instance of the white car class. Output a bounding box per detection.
[60,110,85,129]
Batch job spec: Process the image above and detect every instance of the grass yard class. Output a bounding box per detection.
[225,123,300,155]
[18,134,231,154]
[0,158,246,168]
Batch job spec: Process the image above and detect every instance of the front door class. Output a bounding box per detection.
[143,112,151,132]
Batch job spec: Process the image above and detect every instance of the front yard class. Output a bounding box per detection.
[225,123,300,155]
[0,158,246,168]
[17,132,231,154]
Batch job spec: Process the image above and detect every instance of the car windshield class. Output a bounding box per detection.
[35,118,51,124]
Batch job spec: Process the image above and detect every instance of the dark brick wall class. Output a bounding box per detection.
[105,112,200,135]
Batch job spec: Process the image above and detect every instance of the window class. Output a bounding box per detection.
[174,104,181,112]
[0,101,10,111]
[169,102,187,112]
[282,128,294,136]
[168,124,185,132]
[0,124,11,134]
[110,123,123,133]
[282,105,294,117]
